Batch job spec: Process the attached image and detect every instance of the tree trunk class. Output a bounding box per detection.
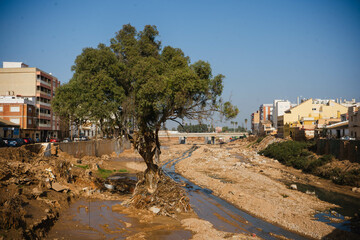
[134,128,161,194]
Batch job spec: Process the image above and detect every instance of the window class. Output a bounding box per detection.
[10,106,20,112]
[10,118,20,124]
[0,106,3,112]
[28,119,32,124]
[312,108,316,110]
[28,107,32,112]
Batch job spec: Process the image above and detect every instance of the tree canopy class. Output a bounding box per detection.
[52,24,238,191]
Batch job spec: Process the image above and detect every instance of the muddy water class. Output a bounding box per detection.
[47,200,192,239]
[285,182,360,234]
[162,145,307,240]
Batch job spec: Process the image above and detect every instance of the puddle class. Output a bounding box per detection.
[285,182,360,234]
[107,173,138,181]
[162,145,306,240]
[48,200,192,239]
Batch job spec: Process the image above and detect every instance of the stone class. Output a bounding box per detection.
[290,184,297,190]
[51,182,68,192]
[149,206,161,214]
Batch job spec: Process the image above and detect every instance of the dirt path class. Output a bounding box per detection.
[164,142,360,239]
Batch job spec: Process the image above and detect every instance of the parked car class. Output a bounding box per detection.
[3,138,19,147]
[341,136,355,140]
[23,138,34,144]
[50,138,59,143]
[62,138,72,143]
[15,138,25,146]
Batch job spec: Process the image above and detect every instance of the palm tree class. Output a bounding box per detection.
[245,119,248,131]
[235,121,238,132]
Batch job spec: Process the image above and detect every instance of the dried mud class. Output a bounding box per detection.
[166,140,360,239]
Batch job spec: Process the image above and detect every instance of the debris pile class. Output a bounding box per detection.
[251,136,284,151]
[126,171,192,216]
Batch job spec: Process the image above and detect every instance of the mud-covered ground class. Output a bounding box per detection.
[0,144,253,240]
[163,138,360,239]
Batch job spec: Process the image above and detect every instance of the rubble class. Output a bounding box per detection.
[125,171,192,216]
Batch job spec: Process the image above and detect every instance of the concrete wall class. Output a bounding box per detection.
[57,138,131,157]
[317,139,360,163]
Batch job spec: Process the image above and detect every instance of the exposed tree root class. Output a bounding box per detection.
[125,170,192,216]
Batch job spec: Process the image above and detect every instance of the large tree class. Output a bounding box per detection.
[53,24,238,194]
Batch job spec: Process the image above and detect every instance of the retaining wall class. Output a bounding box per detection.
[58,138,131,157]
[316,139,360,163]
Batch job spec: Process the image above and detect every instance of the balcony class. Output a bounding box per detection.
[39,123,51,128]
[37,102,51,107]
[36,79,51,87]
[36,90,51,98]
[39,113,51,118]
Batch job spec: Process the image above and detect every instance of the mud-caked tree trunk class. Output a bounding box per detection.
[134,129,162,193]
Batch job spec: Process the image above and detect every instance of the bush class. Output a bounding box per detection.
[305,154,333,173]
[259,141,310,165]
[260,140,359,186]
[260,141,333,173]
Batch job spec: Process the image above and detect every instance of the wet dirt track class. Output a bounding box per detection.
[162,145,307,240]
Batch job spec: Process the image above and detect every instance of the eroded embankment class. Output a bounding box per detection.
[0,146,138,239]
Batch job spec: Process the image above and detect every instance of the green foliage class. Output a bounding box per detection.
[327,168,360,186]
[52,24,238,170]
[260,141,360,186]
[97,168,127,179]
[222,126,246,132]
[259,141,314,166]
[74,164,89,169]
[177,123,212,133]
[223,102,239,120]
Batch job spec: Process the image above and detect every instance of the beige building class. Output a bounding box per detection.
[251,110,260,135]
[349,106,359,140]
[0,62,60,140]
[277,98,348,139]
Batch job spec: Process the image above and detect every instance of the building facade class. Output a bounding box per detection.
[0,62,60,140]
[259,104,273,122]
[277,98,348,139]
[0,96,37,138]
[251,110,260,135]
[349,106,359,140]
[272,100,294,129]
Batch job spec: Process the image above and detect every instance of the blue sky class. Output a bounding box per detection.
[1,0,359,128]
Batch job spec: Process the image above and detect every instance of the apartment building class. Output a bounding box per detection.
[259,104,273,122]
[349,106,359,139]
[251,110,260,135]
[0,62,60,140]
[272,100,293,129]
[277,98,348,139]
[0,96,37,138]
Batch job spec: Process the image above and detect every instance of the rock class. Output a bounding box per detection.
[104,183,114,190]
[290,184,297,190]
[32,187,44,197]
[351,187,360,193]
[149,206,161,214]
[51,182,69,192]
